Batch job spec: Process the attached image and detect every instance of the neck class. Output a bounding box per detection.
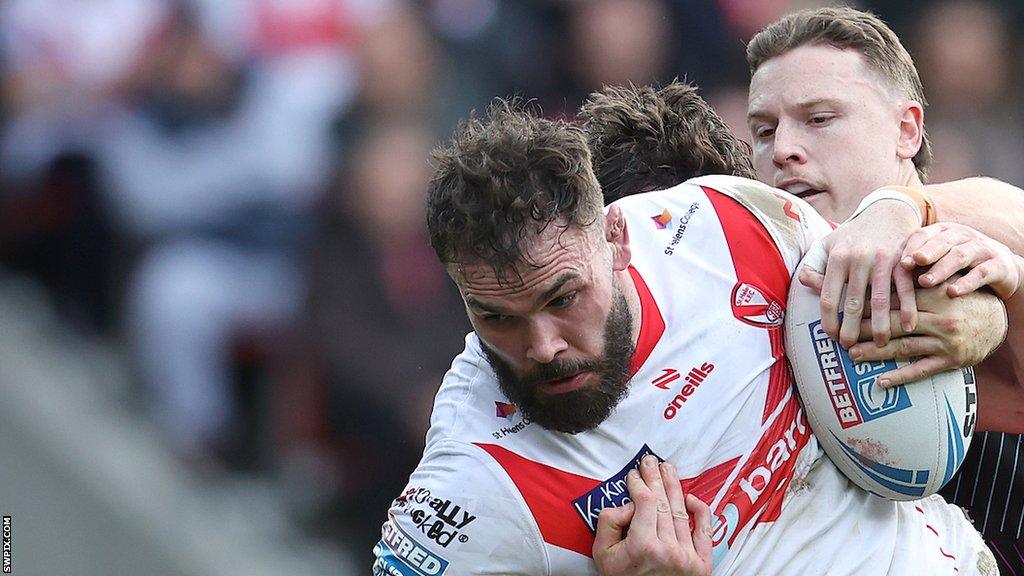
[895,160,925,188]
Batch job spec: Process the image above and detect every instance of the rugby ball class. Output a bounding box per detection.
[784,241,977,501]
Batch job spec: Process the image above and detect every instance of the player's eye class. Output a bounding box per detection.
[808,113,835,126]
[481,313,510,324]
[549,291,578,308]
[755,126,776,139]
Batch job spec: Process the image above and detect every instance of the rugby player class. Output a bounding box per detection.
[746,9,1024,573]
[372,100,1003,575]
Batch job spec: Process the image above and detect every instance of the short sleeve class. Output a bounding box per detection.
[373,441,548,576]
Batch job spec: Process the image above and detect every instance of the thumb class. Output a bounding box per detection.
[593,502,635,554]
[799,266,824,292]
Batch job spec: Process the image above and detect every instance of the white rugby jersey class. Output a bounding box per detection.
[373,175,994,576]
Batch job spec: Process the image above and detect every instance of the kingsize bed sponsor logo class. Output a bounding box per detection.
[571,445,662,533]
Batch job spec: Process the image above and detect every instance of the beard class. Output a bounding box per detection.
[480,289,635,434]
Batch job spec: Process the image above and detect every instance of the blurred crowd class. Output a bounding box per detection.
[2,0,1024,560]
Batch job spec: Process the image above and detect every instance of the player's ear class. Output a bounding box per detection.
[896,100,924,161]
[605,206,632,271]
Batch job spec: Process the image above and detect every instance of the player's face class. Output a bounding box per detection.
[454,222,635,434]
[748,45,915,221]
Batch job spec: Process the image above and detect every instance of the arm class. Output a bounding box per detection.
[821,217,1024,431]
[896,222,1024,432]
[815,177,1024,346]
[924,177,1024,256]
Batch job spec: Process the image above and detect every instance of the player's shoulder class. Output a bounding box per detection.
[688,174,832,261]
[424,332,511,446]
[374,439,548,576]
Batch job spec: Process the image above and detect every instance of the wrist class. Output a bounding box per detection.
[1010,255,1024,300]
[847,186,934,227]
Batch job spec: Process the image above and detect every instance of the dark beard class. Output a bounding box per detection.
[480,290,635,434]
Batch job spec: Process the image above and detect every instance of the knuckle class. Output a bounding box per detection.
[636,541,660,558]
[632,491,653,505]
[844,297,863,312]
[897,338,914,358]
[870,293,890,308]
[941,316,963,335]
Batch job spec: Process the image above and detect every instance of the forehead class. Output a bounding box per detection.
[453,223,599,299]
[748,44,893,113]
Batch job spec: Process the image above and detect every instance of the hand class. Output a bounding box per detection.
[593,455,713,576]
[900,222,1024,300]
[801,199,920,349]
[845,280,1007,387]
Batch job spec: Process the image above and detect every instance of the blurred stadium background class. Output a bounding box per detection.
[0,0,1021,573]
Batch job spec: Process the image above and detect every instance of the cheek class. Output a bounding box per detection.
[472,324,520,363]
[569,298,613,352]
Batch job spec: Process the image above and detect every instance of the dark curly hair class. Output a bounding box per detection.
[427,98,603,281]
[580,80,755,203]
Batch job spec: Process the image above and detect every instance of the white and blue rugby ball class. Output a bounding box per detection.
[784,242,977,501]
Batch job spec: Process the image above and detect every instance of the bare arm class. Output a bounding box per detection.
[924,177,1024,256]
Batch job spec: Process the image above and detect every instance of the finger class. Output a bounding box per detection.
[919,243,983,288]
[855,312,905,345]
[875,355,953,388]
[869,261,896,347]
[799,267,824,292]
[819,255,849,340]
[910,232,963,269]
[638,455,676,543]
[660,462,690,549]
[624,468,656,541]
[840,261,872,348]
[949,261,1000,298]
[593,502,635,554]
[686,494,714,571]
[893,265,918,333]
[847,335,945,363]
[900,227,935,269]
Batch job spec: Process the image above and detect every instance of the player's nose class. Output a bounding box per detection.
[772,123,807,168]
[525,316,568,364]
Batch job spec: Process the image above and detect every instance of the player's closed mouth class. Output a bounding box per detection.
[538,371,591,395]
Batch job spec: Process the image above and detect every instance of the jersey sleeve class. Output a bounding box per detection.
[373,440,548,576]
[687,175,834,268]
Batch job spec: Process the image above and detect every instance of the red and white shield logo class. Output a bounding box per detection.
[731,282,784,328]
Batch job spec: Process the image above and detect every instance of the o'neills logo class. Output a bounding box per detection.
[663,362,715,420]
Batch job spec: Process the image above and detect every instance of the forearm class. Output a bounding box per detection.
[972,277,1024,432]
[974,342,1024,433]
[924,177,1024,256]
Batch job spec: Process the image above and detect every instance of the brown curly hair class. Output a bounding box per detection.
[427,98,603,281]
[746,6,931,180]
[580,80,755,203]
